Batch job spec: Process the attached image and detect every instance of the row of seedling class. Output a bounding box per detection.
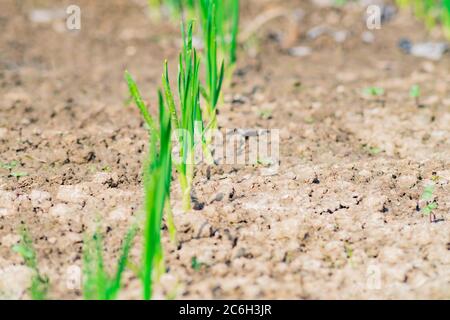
[84,0,234,299]
[13,0,235,300]
[115,0,230,298]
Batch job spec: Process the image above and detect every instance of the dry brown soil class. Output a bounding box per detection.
[0,0,449,299]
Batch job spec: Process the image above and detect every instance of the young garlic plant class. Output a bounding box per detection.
[162,21,203,211]
[126,73,174,299]
[199,0,225,152]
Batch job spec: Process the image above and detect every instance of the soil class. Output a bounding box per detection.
[0,0,449,300]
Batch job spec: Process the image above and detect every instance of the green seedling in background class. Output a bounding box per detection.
[13,227,49,300]
[83,226,137,300]
[1,160,28,178]
[362,144,382,155]
[410,84,420,98]
[410,84,421,105]
[0,160,18,170]
[304,116,315,124]
[363,87,385,97]
[191,256,203,271]
[199,0,225,145]
[345,244,353,259]
[421,184,438,222]
[259,109,273,120]
[344,243,356,267]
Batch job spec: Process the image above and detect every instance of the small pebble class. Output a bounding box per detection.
[362,31,375,44]
[307,25,328,39]
[288,46,312,57]
[398,38,412,54]
[400,39,448,61]
[411,42,448,61]
[333,30,348,43]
